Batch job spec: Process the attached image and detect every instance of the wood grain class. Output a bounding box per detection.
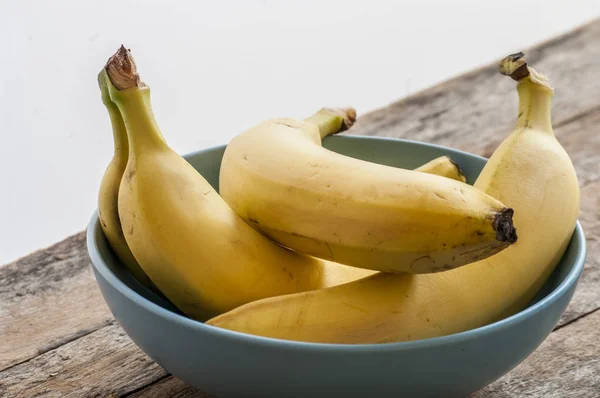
[559,180,600,327]
[134,310,600,398]
[550,105,600,188]
[472,309,600,397]
[0,232,113,371]
[0,323,166,398]
[552,108,600,327]
[0,18,598,398]
[127,377,211,398]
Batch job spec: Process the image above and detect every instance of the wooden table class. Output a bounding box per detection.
[2,19,599,397]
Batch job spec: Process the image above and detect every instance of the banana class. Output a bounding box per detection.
[219,109,517,274]
[207,53,580,343]
[97,71,155,290]
[101,47,384,320]
[99,47,467,318]
[415,156,466,183]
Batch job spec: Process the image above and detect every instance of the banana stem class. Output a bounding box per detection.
[104,46,166,155]
[304,108,357,140]
[98,70,129,159]
[515,81,553,132]
[105,45,145,90]
[499,53,554,133]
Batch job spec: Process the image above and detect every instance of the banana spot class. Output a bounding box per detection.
[275,122,296,129]
[409,255,434,273]
[434,192,447,200]
[125,166,136,182]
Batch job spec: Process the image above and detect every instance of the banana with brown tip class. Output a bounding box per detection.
[219,107,517,274]
[97,71,155,290]
[207,53,579,343]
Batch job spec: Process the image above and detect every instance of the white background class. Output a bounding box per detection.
[1,1,598,265]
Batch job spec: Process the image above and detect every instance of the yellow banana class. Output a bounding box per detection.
[219,109,517,274]
[99,48,466,319]
[97,71,155,290]
[207,53,580,343]
[318,157,468,281]
[415,156,466,183]
[101,47,380,320]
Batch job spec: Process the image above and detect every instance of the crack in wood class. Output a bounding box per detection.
[0,319,116,373]
[553,306,600,332]
[120,373,172,397]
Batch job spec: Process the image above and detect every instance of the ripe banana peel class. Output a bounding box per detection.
[415,156,466,183]
[98,46,469,320]
[96,68,461,294]
[207,53,580,343]
[219,108,517,274]
[97,71,155,290]
[102,47,436,320]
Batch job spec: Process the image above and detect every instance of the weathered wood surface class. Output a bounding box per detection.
[0,233,112,371]
[127,377,211,398]
[0,323,165,398]
[473,309,600,397]
[1,17,599,397]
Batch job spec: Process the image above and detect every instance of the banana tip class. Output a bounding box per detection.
[493,208,518,244]
[340,107,357,131]
[499,52,529,82]
[105,45,145,90]
[447,157,466,180]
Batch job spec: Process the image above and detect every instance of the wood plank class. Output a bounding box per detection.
[551,108,600,327]
[351,18,600,159]
[558,180,600,327]
[0,323,166,397]
[472,308,600,397]
[552,105,600,187]
[127,377,211,398]
[0,232,113,371]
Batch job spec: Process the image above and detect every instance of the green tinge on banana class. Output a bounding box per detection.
[97,69,157,292]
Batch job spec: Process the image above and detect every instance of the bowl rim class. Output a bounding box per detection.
[87,137,587,352]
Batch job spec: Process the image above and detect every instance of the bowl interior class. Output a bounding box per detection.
[95,135,580,333]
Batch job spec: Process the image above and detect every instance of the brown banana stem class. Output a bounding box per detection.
[105,45,145,90]
[499,52,529,81]
[493,208,518,243]
[499,52,553,91]
[334,108,357,131]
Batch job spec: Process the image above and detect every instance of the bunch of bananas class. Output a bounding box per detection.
[97,47,579,344]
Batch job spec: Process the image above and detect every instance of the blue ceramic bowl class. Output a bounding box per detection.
[87,135,586,398]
